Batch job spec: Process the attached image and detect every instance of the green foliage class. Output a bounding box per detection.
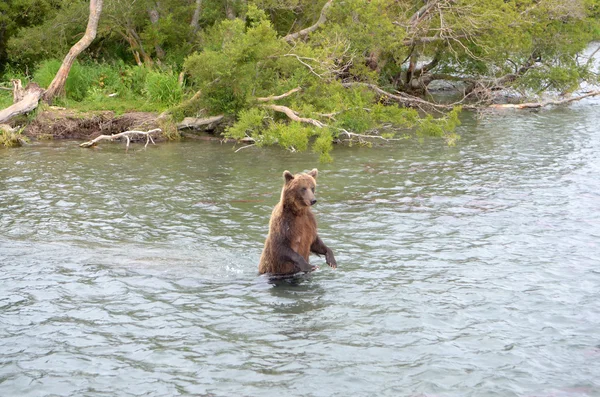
[312,128,334,163]
[0,126,27,148]
[0,90,12,109]
[143,70,183,105]
[224,108,267,140]
[158,116,181,141]
[186,6,467,161]
[5,1,87,68]
[34,59,91,101]
[262,121,315,152]
[417,106,462,146]
[22,60,181,112]
[184,12,285,115]
[2,0,598,160]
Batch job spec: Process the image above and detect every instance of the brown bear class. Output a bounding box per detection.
[258,169,337,275]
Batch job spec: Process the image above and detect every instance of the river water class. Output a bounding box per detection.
[1,99,600,396]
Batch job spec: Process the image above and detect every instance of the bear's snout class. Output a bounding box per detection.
[310,199,317,206]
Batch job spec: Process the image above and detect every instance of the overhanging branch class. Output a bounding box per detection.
[256,87,302,102]
[264,104,326,128]
[283,0,333,42]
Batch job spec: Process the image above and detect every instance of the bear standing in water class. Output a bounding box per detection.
[258,169,337,275]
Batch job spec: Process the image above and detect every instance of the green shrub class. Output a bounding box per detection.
[0,127,27,147]
[143,70,183,106]
[33,59,94,101]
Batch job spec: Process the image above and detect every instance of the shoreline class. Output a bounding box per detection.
[4,107,229,145]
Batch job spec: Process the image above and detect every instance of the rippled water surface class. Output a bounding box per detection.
[1,101,600,396]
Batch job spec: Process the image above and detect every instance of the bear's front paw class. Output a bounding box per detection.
[326,252,337,269]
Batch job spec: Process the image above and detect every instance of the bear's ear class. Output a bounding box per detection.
[307,168,318,179]
[283,170,294,183]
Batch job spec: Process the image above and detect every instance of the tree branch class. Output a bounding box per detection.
[282,54,325,78]
[283,0,333,42]
[80,128,161,149]
[176,115,224,130]
[342,82,463,111]
[489,90,600,109]
[256,87,302,102]
[264,104,325,128]
[336,128,406,142]
[408,0,441,26]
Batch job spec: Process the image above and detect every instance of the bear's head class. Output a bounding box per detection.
[281,169,318,211]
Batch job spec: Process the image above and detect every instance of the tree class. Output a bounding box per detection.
[183,5,462,161]
[43,0,103,101]
[0,0,103,122]
[2,0,599,158]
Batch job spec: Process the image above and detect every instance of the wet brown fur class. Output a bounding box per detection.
[258,169,337,275]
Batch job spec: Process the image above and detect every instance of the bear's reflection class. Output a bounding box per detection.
[266,274,327,316]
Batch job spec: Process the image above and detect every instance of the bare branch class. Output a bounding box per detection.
[234,144,256,153]
[335,128,406,142]
[256,87,302,102]
[342,82,465,111]
[409,0,441,26]
[283,0,334,43]
[490,90,600,109]
[264,104,325,128]
[402,33,470,46]
[80,128,162,149]
[283,54,325,78]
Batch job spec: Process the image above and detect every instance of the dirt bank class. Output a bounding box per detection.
[21,108,164,141]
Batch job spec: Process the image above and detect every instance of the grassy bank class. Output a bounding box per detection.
[1,60,183,115]
[0,60,189,146]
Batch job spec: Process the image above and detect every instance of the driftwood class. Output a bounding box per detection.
[176,115,224,131]
[80,128,161,149]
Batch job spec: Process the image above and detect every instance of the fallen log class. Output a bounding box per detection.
[176,115,224,131]
[0,83,44,124]
[80,128,161,149]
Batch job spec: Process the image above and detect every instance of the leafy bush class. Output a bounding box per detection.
[143,70,183,105]
[34,59,94,101]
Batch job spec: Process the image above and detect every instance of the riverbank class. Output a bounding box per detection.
[1,106,232,147]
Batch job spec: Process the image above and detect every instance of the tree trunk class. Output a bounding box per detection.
[148,3,166,62]
[225,0,236,20]
[190,0,203,32]
[43,0,104,102]
[12,79,24,103]
[128,27,153,67]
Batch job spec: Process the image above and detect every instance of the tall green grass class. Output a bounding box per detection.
[25,60,183,112]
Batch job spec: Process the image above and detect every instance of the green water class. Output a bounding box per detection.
[1,103,599,396]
